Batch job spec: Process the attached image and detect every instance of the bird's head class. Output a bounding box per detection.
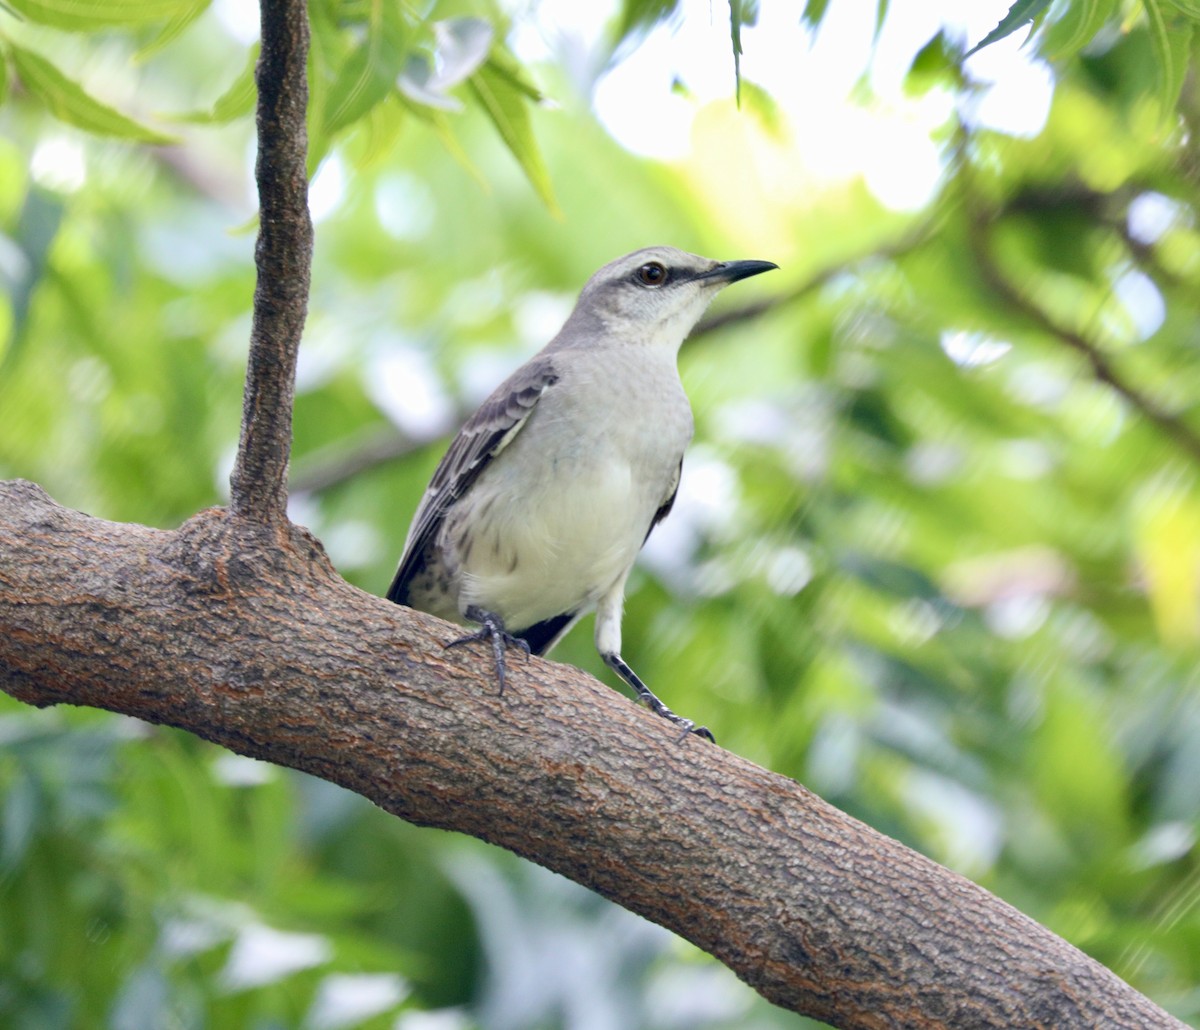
[563,246,778,353]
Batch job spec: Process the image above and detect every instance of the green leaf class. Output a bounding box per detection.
[134,2,210,62]
[1161,0,1200,15]
[321,6,406,140]
[174,45,257,124]
[399,96,489,191]
[5,0,208,30]
[727,0,758,102]
[613,0,679,48]
[905,31,963,96]
[1144,0,1193,120]
[323,42,396,138]
[737,77,784,137]
[966,0,1053,57]
[9,44,175,143]
[874,0,890,39]
[479,43,542,103]
[355,94,405,169]
[468,58,558,215]
[801,0,831,29]
[1040,0,1119,61]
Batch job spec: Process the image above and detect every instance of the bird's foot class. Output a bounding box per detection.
[663,711,716,744]
[602,652,715,744]
[445,606,530,696]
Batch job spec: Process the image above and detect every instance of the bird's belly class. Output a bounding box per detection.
[454,457,650,630]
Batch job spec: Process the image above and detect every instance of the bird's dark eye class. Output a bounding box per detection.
[636,262,667,287]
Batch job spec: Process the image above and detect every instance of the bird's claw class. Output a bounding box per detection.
[445,607,529,696]
[670,717,715,744]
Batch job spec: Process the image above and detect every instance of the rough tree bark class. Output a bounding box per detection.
[229,0,312,522]
[0,1,1187,1029]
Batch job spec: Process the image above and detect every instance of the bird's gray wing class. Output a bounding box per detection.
[642,457,683,545]
[387,355,560,605]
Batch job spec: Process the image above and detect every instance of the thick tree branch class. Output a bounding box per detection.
[0,480,1183,1030]
[229,0,313,522]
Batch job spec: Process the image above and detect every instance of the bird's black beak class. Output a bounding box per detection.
[692,259,779,284]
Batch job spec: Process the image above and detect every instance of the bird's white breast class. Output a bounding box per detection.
[449,347,693,630]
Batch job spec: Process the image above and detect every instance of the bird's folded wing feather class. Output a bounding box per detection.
[643,457,683,545]
[387,356,560,602]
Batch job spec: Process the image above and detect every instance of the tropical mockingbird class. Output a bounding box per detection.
[387,246,777,740]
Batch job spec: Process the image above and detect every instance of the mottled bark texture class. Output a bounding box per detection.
[0,480,1183,1030]
[228,0,312,522]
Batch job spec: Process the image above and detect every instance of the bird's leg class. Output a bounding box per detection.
[594,580,714,743]
[602,652,715,744]
[445,605,530,696]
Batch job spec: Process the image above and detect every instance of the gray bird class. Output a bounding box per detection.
[387,246,777,741]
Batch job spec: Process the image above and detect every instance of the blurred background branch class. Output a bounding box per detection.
[964,189,1200,465]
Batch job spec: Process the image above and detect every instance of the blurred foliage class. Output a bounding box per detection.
[3,0,1200,1027]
